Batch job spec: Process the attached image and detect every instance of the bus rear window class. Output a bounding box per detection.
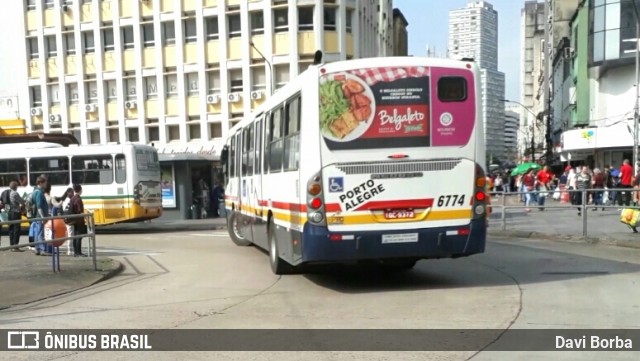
[438,77,467,102]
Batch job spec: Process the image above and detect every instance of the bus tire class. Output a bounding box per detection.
[228,211,251,246]
[268,221,294,275]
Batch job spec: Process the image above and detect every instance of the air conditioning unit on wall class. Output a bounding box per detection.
[125,101,137,110]
[85,103,97,113]
[228,92,240,103]
[49,114,61,124]
[250,90,264,100]
[30,107,42,116]
[207,94,220,104]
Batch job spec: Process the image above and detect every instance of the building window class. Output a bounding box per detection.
[167,125,180,141]
[64,33,75,55]
[85,81,98,102]
[104,80,116,102]
[147,126,160,142]
[46,35,57,57]
[250,11,264,35]
[590,0,635,64]
[273,9,288,33]
[83,31,94,54]
[127,127,139,142]
[189,123,201,140]
[122,26,134,50]
[49,84,60,105]
[209,123,222,139]
[142,22,155,47]
[67,83,79,104]
[184,18,197,43]
[88,129,100,144]
[205,16,219,40]
[44,0,54,9]
[252,66,266,91]
[165,73,178,97]
[228,14,241,38]
[30,86,42,107]
[229,69,243,93]
[103,27,114,51]
[27,0,36,10]
[125,78,136,100]
[163,21,175,45]
[298,7,314,31]
[207,70,220,94]
[274,64,289,90]
[346,9,353,33]
[185,72,199,96]
[145,76,157,99]
[324,7,336,31]
[108,129,120,144]
[27,37,39,59]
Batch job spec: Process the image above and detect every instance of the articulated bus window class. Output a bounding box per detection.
[229,135,236,178]
[437,77,467,102]
[0,158,27,187]
[29,157,70,185]
[71,155,114,185]
[115,154,126,184]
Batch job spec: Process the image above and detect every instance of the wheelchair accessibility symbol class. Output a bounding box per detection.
[328,177,344,193]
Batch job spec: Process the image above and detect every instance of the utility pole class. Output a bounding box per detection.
[632,0,640,172]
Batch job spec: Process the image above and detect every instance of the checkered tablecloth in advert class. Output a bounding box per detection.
[349,66,429,86]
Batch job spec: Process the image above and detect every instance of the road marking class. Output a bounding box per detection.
[189,233,228,237]
[97,248,160,256]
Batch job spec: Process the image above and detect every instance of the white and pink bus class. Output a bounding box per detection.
[222,55,489,274]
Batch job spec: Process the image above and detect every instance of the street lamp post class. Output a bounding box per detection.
[250,42,274,96]
[502,99,538,161]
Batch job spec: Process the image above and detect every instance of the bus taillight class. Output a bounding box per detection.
[475,191,486,202]
[308,183,322,196]
[310,197,323,209]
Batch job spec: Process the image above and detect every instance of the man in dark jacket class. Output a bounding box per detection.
[70,184,87,257]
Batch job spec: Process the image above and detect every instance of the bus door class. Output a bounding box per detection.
[250,115,268,247]
[240,127,254,241]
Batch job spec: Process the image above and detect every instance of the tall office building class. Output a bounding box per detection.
[12,0,394,152]
[448,0,506,163]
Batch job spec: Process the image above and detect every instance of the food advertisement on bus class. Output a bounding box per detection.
[319,66,430,150]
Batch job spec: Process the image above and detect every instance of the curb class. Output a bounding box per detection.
[4,258,124,309]
[488,230,640,250]
[95,225,227,234]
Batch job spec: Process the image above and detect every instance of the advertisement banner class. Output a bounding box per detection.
[160,165,176,208]
[319,66,430,151]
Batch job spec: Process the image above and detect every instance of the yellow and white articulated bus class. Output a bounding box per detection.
[0,142,162,225]
[222,55,489,275]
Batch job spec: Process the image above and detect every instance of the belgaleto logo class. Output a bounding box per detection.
[378,108,425,131]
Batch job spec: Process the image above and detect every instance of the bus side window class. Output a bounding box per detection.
[284,94,301,171]
[0,158,27,187]
[254,117,262,175]
[115,154,126,184]
[269,106,284,173]
[229,135,236,179]
[263,112,271,173]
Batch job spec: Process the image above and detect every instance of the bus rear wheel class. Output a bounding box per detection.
[228,211,251,246]
[268,222,294,275]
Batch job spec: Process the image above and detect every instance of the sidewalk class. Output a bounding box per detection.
[96,217,227,234]
[0,250,121,309]
[488,195,640,249]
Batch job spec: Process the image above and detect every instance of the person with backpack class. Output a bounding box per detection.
[5,181,25,251]
[69,184,87,257]
[29,176,50,256]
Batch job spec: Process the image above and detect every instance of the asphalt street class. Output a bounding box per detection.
[0,228,639,360]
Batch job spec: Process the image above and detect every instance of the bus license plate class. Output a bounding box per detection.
[384,209,415,219]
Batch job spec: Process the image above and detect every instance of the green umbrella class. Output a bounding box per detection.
[510,162,541,176]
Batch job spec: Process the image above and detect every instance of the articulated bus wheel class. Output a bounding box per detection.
[268,221,294,275]
[228,211,251,246]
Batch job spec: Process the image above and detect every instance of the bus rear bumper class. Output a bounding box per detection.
[301,218,486,263]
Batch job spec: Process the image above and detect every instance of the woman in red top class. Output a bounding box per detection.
[522,169,536,212]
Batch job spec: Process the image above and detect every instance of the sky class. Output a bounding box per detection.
[393,0,524,101]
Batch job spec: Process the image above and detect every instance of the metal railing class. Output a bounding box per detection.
[0,212,97,272]
[490,186,638,238]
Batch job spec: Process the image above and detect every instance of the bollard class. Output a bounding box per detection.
[582,189,587,237]
[501,191,506,231]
